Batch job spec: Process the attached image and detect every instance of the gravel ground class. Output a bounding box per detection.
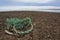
[0,11,60,40]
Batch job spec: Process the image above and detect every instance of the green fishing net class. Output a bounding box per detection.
[5,17,33,35]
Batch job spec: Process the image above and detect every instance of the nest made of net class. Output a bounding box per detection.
[5,17,33,36]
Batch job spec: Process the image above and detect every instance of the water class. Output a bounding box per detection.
[37,10,60,13]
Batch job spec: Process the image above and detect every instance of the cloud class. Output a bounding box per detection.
[0,6,60,12]
[11,0,53,3]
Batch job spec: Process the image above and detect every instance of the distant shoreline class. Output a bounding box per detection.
[0,10,60,13]
[0,11,59,14]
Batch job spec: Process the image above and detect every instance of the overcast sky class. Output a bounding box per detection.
[0,0,60,12]
[0,0,60,6]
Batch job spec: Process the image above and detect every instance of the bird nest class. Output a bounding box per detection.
[5,17,33,36]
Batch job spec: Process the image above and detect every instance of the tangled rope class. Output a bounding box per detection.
[5,17,33,36]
